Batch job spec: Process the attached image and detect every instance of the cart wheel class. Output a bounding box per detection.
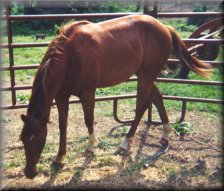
[188,18,223,61]
[191,41,220,61]
[160,61,190,79]
[161,18,223,79]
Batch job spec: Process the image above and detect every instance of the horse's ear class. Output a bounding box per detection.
[21,114,28,123]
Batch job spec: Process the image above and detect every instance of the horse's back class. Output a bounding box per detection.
[64,15,172,91]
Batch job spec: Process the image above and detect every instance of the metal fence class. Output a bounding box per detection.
[0,1,223,124]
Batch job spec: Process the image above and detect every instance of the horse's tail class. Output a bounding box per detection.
[167,26,212,77]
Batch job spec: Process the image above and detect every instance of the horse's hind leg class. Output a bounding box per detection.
[53,93,70,167]
[80,90,98,157]
[151,84,172,146]
[119,76,154,153]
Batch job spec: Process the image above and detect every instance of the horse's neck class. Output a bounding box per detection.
[27,34,68,121]
[27,77,53,122]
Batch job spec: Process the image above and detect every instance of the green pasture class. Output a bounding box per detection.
[1,18,223,115]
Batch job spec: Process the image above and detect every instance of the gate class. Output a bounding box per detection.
[0,1,223,125]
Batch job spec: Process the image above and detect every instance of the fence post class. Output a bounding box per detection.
[6,2,16,106]
[143,0,149,14]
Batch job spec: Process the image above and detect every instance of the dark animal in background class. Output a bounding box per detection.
[35,34,46,40]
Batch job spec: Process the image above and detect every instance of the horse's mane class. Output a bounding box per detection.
[27,20,91,120]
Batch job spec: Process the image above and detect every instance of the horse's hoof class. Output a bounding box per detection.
[82,150,94,157]
[159,137,169,147]
[51,161,64,172]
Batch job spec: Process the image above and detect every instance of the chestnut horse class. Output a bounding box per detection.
[20,15,211,178]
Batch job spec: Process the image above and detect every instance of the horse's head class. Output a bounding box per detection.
[20,114,47,179]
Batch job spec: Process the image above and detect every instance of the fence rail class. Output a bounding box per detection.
[1,11,223,20]
[0,2,223,124]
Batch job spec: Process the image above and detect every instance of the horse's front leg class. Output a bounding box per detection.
[52,93,70,167]
[80,90,98,157]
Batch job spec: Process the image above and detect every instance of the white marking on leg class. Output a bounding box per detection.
[162,123,172,141]
[86,132,98,152]
[119,137,134,152]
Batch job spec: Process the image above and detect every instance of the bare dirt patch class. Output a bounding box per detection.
[1,102,223,190]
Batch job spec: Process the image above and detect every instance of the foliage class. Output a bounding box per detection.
[7,0,139,35]
[172,120,193,136]
[98,138,114,150]
[16,93,30,104]
[160,18,196,38]
[77,135,89,143]
[186,3,220,26]
[3,1,222,36]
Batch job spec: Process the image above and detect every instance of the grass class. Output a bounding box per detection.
[73,168,82,178]
[16,93,30,104]
[97,156,116,167]
[166,167,176,177]
[160,18,197,38]
[6,160,22,169]
[77,136,89,143]
[0,116,11,123]
[4,149,25,170]
[98,138,114,150]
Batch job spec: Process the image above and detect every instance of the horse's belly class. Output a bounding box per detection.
[98,72,132,88]
[97,61,141,88]
[97,41,143,87]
